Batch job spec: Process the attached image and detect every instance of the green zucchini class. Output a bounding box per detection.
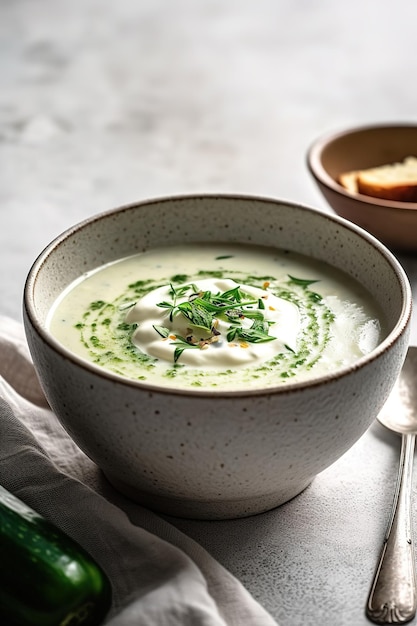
[0,485,112,626]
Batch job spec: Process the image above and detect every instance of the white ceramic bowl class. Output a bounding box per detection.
[23,195,412,519]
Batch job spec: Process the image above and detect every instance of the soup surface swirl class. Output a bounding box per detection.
[47,243,383,390]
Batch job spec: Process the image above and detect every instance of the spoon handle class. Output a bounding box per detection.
[367,433,417,624]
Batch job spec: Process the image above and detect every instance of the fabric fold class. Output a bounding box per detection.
[0,316,278,626]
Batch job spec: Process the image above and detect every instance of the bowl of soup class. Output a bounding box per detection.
[307,123,417,251]
[23,194,412,519]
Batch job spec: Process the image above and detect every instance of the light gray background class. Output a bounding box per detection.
[2,2,417,625]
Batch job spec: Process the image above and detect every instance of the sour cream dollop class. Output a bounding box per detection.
[126,278,300,368]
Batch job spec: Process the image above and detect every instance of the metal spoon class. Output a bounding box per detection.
[367,347,417,624]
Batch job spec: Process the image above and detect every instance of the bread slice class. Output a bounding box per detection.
[338,170,360,194]
[357,156,417,201]
[338,156,417,202]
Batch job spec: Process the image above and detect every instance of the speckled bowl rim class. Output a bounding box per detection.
[23,193,413,398]
[307,122,417,211]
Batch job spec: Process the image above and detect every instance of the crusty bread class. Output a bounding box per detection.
[357,157,417,201]
[338,156,417,202]
[338,170,360,194]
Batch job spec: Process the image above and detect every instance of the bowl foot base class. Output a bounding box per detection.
[103,472,313,520]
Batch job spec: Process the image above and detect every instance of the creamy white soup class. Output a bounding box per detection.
[47,243,384,390]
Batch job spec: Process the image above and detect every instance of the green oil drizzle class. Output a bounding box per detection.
[73,269,336,387]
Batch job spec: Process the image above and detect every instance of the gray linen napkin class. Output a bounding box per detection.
[0,315,278,626]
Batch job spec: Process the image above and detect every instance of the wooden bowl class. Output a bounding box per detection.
[307,123,417,251]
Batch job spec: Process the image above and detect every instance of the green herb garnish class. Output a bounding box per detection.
[153,325,170,338]
[154,282,277,362]
[287,275,320,288]
[171,336,201,363]
[227,318,276,344]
